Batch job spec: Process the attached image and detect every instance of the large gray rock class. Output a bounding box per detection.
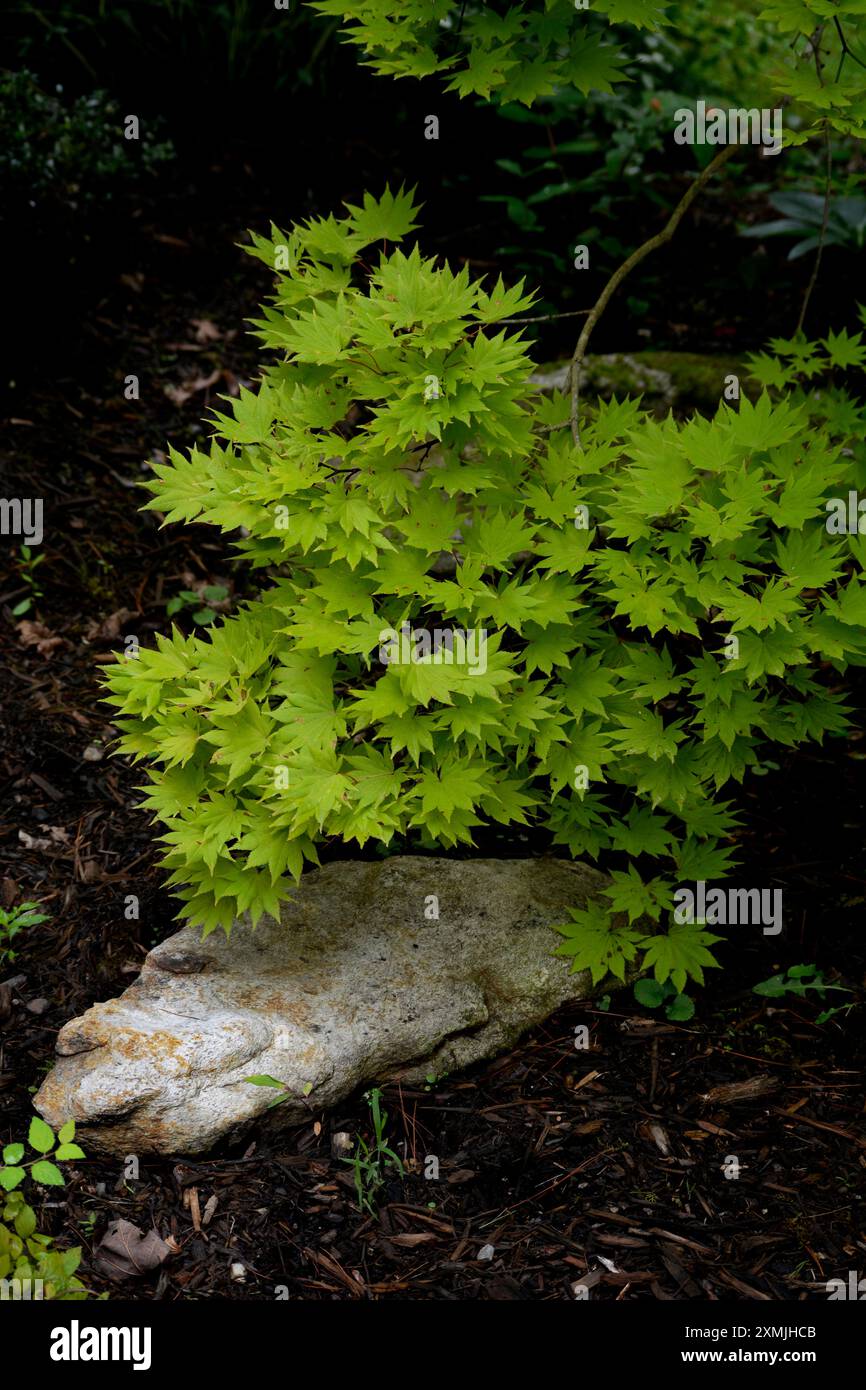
[530,351,754,418]
[35,856,604,1156]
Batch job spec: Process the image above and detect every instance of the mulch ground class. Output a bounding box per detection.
[1,180,864,1302]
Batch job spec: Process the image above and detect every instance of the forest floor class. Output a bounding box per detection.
[1,180,865,1302]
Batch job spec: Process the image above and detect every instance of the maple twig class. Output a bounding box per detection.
[568,143,740,448]
[795,30,832,336]
[835,16,866,74]
[345,351,384,376]
[496,307,593,325]
[796,146,833,337]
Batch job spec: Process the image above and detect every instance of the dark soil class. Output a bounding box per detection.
[1,171,864,1303]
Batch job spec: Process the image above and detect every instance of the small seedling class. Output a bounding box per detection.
[242,1074,313,1109]
[753,964,853,1025]
[165,583,229,626]
[11,545,46,616]
[79,1209,99,1238]
[0,900,50,967]
[633,977,695,1022]
[423,1070,449,1091]
[342,1088,404,1216]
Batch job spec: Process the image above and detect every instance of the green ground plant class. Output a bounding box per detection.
[343,1088,404,1215]
[11,545,46,617]
[0,68,172,214]
[742,191,866,261]
[165,583,231,627]
[633,975,695,1021]
[0,900,49,966]
[0,1117,91,1300]
[752,962,855,1025]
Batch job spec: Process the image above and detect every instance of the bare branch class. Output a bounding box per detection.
[835,16,866,75]
[496,308,592,325]
[796,125,833,337]
[568,143,740,447]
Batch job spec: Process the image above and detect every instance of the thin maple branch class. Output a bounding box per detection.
[835,16,866,74]
[795,127,839,339]
[568,142,740,448]
[797,31,833,335]
[345,349,384,375]
[496,307,593,325]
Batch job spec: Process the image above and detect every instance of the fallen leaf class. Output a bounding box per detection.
[93,1219,170,1280]
[21,826,70,850]
[646,1122,671,1156]
[84,608,132,643]
[16,621,66,657]
[18,830,53,851]
[190,317,221,343]
[163,368,221,407]
[191,369,221,392]
[163,383,193,406]
[445,1168,476,1185]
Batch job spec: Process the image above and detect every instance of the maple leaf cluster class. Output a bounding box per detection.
[103,189,865,966]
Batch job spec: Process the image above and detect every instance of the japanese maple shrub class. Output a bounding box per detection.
[104,189,866,1002]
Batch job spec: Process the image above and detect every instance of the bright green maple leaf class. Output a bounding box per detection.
[639,924,723,993]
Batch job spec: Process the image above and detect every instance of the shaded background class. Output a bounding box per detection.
[1,0,865,1304]
[2,0,863,393]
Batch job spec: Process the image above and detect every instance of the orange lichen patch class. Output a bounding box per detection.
[231,987,311,1024]
[295,1043,324,1069]
[31,1072,72,1115]
[37,1069,153,1128]
[109,1029,195,1073]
